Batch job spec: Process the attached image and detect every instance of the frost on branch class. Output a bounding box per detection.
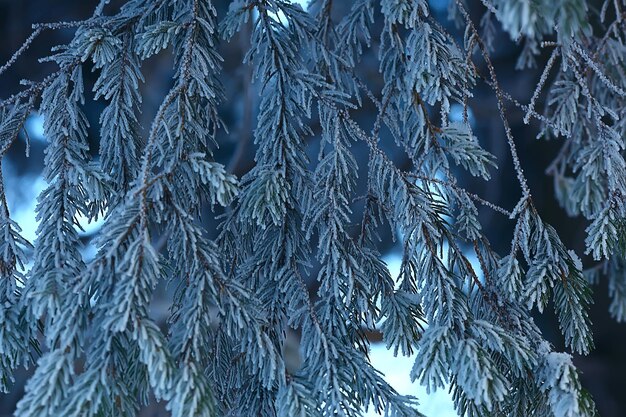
[0,0,624,416]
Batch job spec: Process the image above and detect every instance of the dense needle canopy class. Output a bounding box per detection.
[0,1,625,416]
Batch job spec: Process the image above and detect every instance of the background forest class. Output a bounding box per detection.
[0,0,625,416]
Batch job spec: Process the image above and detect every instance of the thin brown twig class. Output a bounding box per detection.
[456,0,531,197]
[408,173,513,217]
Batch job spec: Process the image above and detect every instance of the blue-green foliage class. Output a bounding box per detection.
[0,0,624,416]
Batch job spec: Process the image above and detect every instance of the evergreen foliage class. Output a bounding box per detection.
[0,0,625,416]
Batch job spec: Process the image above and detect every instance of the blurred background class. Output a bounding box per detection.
[0,0,624,416]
